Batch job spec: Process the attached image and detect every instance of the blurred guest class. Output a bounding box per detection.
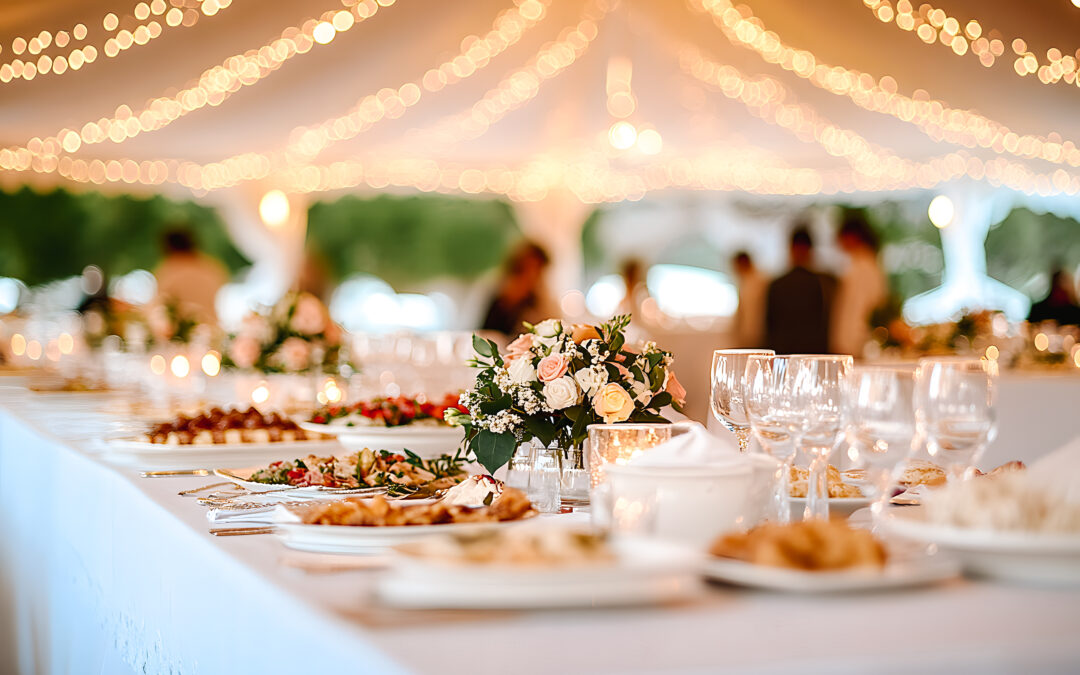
[765,227,834,354]
[154,228,228,325]
[830,214,887,356]
[482,241,555,335]
[731,251,766,348]
[1028,269,1080,326]
[616,258,650,316]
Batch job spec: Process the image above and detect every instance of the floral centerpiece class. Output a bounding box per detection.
[143,300,205,347]
[222,291,348,374]
[445,315,685,474]
[307,394,467,427]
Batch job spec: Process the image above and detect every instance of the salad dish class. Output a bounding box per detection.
[305,394,466,428]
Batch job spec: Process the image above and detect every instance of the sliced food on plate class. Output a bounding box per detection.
[305,394,465,429]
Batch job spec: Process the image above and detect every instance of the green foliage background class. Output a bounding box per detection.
[305,194,522,288]
[0,186,249,285]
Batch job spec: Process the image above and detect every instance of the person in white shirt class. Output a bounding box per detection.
[153,229,229,325]
[732,251,767,348]
[830,215,887,357]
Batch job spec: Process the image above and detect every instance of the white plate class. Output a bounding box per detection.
[297,421,463,459]
[789,496,872,520]
[877,507,1080,586]
[272,507,517,555]
[377,536,702,608]
[213,466,386,496]
[101,438,342,471]
[703,554,958,593]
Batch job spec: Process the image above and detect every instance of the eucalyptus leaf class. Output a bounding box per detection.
[471,429,517,474]
[472,334,492,357]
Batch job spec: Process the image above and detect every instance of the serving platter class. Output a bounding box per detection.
[272,506,515,555]
[213,466,387,495]
[878,506,1080,586]
[297,421,463,458]
[703,554,958,593]
[101,437,342,471]
[377,536,702,608]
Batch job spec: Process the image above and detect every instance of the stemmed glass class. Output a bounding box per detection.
[914,357,998,482]
[710,349,774,452]
[790,355,853,521]
[845,363,918,515]
[745,354,798,522]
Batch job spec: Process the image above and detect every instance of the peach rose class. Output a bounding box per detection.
[536,353,569,382]
[506,333,535,360]
[229,335,261,369]
[571,324,601,344]
[593,383,635,424]
[664,370,687,407]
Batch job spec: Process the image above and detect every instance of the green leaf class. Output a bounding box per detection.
[471,429,517,474]
[472,334,492,358]
[524,416,558,447]
[649,391,673,409]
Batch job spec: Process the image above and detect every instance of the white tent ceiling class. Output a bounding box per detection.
[1,0,1080,205]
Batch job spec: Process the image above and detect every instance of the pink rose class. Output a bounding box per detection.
[664,370,687,407]
[278,337,312,372]
[229,336,261,369]
[240,314,272,342]
[505,333,535,361]
[536,353,569,382]
[147,304,173,342]
[291,293,326,335]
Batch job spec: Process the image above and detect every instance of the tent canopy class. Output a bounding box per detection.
[1,0,1079,203]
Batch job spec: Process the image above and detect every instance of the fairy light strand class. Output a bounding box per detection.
[861,0,1080,88]
[0,0,235,84]
[690,0,1080,169]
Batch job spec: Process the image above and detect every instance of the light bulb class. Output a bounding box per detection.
[259,189,290,228]
[928,195,954,228]
[608,121,637,150]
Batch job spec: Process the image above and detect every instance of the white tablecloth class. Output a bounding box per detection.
[2,393,1080,674]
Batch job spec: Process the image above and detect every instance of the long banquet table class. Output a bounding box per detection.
[3,389,1080,675]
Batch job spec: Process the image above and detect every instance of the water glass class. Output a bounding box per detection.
[845,363,918,513]
[790,354,853,521]
[744,354,798,522]
[915,357,998,481]
[711,349,774,452]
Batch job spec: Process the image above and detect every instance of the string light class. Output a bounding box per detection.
[0,0,233,84]
[690,0,1080,169]
[2,0,394,170]
[862,1,1080,88]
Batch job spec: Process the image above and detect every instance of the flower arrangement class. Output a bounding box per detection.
[222,291,348,374]
[445,315,686,474]
[308,394,468,427]
[143,300,206,346]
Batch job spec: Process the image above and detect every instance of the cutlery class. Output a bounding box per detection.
[209,526,275,536]
[178,482,232,496]
[141,469,210,478]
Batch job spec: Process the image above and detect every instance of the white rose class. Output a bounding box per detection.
[533,319,562,347]
[506,356,537,384]
[542,376,580,410]
[574,367,607,395]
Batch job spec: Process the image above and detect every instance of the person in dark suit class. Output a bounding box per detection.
[1028,269,1080,326]
[764,226,836,354]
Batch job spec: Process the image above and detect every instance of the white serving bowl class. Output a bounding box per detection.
[298,422,464,459]
[603,459,754,548]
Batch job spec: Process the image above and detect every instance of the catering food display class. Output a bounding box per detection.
[710,520,887,572]
[298,487,534,527]
[306,394,466,428]
[146,406,320,445]
[788,464,864,498]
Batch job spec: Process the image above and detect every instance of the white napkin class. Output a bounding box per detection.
[628,421,747,468]
[1031,435,1080,504]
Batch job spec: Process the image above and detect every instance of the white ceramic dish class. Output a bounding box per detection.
[703,554,959,593]
[272,506,517,554]
[298,421,463,459]
[101,438,342,471]
[878,506,1080,586]
[789,496,873,521]
[377,536,702,608]
[602,461,753,547]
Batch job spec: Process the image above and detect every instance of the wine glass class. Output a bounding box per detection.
[915,357,998,482]
[710,349,774,452]
[845,363,918,515]
[790,354,853,521]
[744,354,798,522]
